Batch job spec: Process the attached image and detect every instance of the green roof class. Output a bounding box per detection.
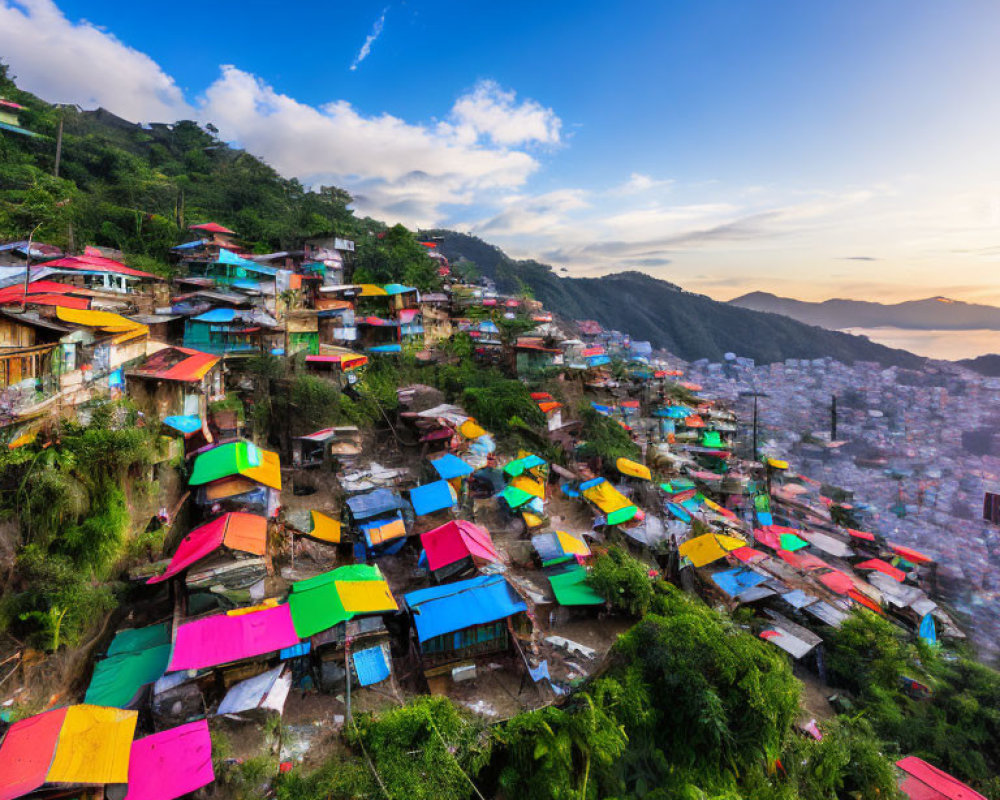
[84,624,171,707]
[500,485,534,509]
[188,441,260,485]
[106,622,170,655]
[549,567,604,606]
[288,564,385,638]
[606,505,639,526]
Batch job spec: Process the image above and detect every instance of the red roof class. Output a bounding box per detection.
[189,222,235,235]
[45,254,160,279]
[817,570,853,595]
[847,528,876,542]
[889,542,933,564]
[856,558,906,582]
[0,98,26,111]
[896,756,987,800]
[131,346,219,382]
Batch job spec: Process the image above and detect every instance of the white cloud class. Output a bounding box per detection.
[0,0,192,121]
[449,79,561,147]
[198,68,549,227]
[350,7,388,72]
[610,172,673,195]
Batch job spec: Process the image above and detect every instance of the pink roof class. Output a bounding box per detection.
[896,756,987,800]
[124,720,214,800]
[420,520,500,571]
[167,604,298,671]
[45,254,160,279]
[189,222,235,235]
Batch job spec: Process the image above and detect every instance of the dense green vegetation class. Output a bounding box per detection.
[825,611,1000,797]
[0,402,159,649]
[427,231,926,368]
[0,64,439,290]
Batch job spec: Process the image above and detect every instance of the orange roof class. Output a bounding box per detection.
[222,512,268,555]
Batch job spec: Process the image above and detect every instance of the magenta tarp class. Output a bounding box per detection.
[168,605,298,672]
[147,516,226,584]
[124,719,214,800]
[421,520,500,571]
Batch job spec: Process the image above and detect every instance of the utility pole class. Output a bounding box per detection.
[830,394,838,441]
[53,113,64,177]
[22,221,44,304]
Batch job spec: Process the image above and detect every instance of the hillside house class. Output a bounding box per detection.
[125,345,222,419]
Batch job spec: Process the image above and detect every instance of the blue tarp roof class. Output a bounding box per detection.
[162,415,202,435]
[654,406,692,418]
[218,248,278,275]
[429,453,473,480]
[409,480,457,516]
[712,568,767,598]
[353,646,391,686]
[347,488,405,521]
[587,355,611,367]
[478,321,500,334]
[192,308,236,323]
[404,575,527,642]
[171,239,207,251]
[590,402,613,416]
[383,283,417,296]
[367,344,402,354]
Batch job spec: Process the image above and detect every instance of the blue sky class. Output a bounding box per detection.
[4,0,1000,302]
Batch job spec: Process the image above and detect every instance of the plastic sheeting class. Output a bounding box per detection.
[85,624,171,708]
[217,665,291,716]
[548,566,604,606]
[46,705,137,786]
[429,453,473,480]
[679,533,745,568]
[148,512,266,584]
[616,457,651,481]
[409,480,458,516]
[346,488,405,521]
[421,520,499,571]
[352,647,391,686]
[168,604,299,672]
[405,575,527,642]
[711,568,767,598]
[123,719,215,800]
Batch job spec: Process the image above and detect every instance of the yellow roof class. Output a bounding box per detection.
[582,480,632,514]
[56,307,148,344]
[226,598,280,616]
[556,530,591,556]
[512,474,545,499]
[678,533,746,568]
[358,283,388,296]
[309,510,342,543]
[242,448,282,491]
[521,511,545,529]
[335,580,398,614]
[766,457,789,470]
[46,705,137,785]
[459,419,487,439]
[616,457,652,481]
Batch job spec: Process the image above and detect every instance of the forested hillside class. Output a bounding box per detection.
[426,231,925,367]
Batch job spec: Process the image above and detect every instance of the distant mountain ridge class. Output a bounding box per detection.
[426,231,924,368]
[729,291,1000,330]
